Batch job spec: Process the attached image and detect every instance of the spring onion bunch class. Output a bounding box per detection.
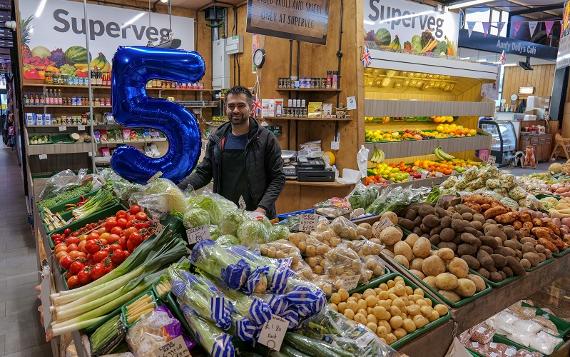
[181,305,235,357]
[71,186,117,220]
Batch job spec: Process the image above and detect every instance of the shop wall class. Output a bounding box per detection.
[502,64,555,100]
[226,2,362,170]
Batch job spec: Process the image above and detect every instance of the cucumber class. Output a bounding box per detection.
[285,333,350,357]
[280,344,311,357]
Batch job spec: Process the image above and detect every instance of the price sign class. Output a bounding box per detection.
[156,336,191,357]
[298,214,319,232]
[258,315,289,351]
[58,125,66,131]
[186,225,210,245]
[38,154,47,160]
[39,266,52,330]
[339,275,361,291]
[78,125,86,131]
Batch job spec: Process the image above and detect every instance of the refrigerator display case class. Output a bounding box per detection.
[478,118,517,167]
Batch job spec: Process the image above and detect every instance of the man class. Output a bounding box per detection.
[179,86,285,218]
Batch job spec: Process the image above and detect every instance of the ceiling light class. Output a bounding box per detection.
[459,57,470,60]
[160,0,168,3]
[446,0,493,10]
[121,12,147,29]
[476,58,487,62]
[34,0,48,18]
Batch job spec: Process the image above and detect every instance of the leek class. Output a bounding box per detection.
[181,305,235,357]
[71,187,117,220]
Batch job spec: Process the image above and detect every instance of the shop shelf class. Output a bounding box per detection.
[276,87,341,92]
[264,116,352,121]
[27,142,93,155]
[364,134,491,159]
[24,105,111,108]
[93,156,111,165]
[364,99,495,117]
[23,83,110,89]
[96,138,167,145]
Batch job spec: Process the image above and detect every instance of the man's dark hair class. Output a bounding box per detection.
[226,86,253,105]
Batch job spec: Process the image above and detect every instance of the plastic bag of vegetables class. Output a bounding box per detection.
[219,210,247,236]
[181,305,235,357]
[183,208,210,229]
[134,178,187,215]
[215,234,240,246]
[347,183,378,210]
[268,224,291,242]
[187,191,237,225]
[237,219,270,248]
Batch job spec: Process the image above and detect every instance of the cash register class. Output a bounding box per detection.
[281,152,335,182]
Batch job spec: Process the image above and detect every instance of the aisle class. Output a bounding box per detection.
[0,147,51,357]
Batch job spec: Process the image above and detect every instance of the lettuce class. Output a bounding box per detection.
[183,208,210,228]
[269,225,290,242]
[188,195,223,224]
[237,220,270,248]
[219,210,246,236]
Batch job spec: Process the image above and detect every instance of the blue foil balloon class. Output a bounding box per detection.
[111,46,205,184]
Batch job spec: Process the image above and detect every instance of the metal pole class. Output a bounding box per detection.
[83,0,96,174]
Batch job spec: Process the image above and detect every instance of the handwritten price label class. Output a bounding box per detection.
[339,275,361,291]
[186,225,210,245]
[38,154,48,160]
[58,125,66,132]
[298,214,319,233]
[156,336,190,357]
[78,125,86,131]
[258,315,289,351]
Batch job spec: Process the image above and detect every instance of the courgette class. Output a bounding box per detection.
[285,333,351,357]
[280,343,311,357]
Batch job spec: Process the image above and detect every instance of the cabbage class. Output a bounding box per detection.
[183,208,210,228]
[219,210,246,236]
[188,195,223,224]
[215,234,239,246]
[269,225,290,242]
[237,220,270,248]
[260,216,272,231]
[209,225,221,240]
[142,178,187,213]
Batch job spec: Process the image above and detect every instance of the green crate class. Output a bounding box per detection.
[477,272,520,288]
[120,289,157,328]
[553,248,570,257]
[467,349,483,357]
[493,333,565,355]
[162,291,196,342]
[349,267,395,294]
[46,202,124,249]
[83,306,124,335]
[525,257,555,272]
[338,272,451,350]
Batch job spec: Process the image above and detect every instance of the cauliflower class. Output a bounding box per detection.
[480,166,500,180]
[508,186,528,201]
[499,174,516,189]
[468,178,485,190]
[455,179,469,190]
[485,179,500,189]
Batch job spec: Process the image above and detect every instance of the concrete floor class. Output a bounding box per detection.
[0,147,51,356]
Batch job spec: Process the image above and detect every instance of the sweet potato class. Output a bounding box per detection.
[537,238,557,252]
[523,221,534,230]
[484,206,509,219]
[513,221,523,230]
[495,213,517,224]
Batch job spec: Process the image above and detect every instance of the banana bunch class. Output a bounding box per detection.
[434,147,455,161]
[370,148,385,163]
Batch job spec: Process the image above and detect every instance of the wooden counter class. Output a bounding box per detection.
[276,180,355,213]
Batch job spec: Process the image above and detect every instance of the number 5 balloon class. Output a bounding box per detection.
[111,46,205,184]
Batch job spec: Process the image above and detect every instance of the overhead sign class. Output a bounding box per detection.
[19,0,194,80]
[459,29,558,61]
[246,0,329,44]
[558,1,570,68]
[363,0,460,57]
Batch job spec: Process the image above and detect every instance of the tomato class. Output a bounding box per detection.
[55,243,67,254]
[78,240,87,253]
[69,261,85,275]
[53,238,64,245]
[63,228,72,236]
[68,251,86,260]
[65,236,80,245]
[111,249,126,265]
[109,243,121,251]
[77,267,91,285]
[125,219,133,228]
[116,210,128,219]
[134,222,150,229]
[129,232,143,246]
[104,218,117,232]
[111,226,123,235]
[123,227,137,239]
[119,236,128,250]
[99,238,108,246]
[129,205,142,214]
[135,212,148,221]
[117,218,128,229]
[85,240,101,254]
[55,251,68,260]
[96,227,106,235]
[59,255,73,270]
[107,233,120,243]
[92,250,109,263]
[99,232,110,240]
[66,243,79,253]
[91,263,106,280]
[67,275,79,289]
[103,257,113,273]
[127,238,136,252]
[88,232,100,240]
[78,234,88,241]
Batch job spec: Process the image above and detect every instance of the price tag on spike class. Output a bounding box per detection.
[258,315,289,351]
[155,336,190,357]
[58,125,66,131]
[298,214,319,233]
[78,125,86,131]
[186,225,210,245]
[38,154,47,160]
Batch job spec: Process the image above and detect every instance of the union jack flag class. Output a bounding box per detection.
[361,46,371,67]
[499,50,506,65]
[252,97,262,117]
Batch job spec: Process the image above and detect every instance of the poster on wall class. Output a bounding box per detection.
[20,0,194,80]
[363,0,459,57]
[246,0,329,45]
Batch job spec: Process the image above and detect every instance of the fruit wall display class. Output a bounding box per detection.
[365,125,477,143]
[363,28,456,57]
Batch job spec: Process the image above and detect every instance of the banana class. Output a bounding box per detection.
[434,147,455,161]
[370,148,385,163]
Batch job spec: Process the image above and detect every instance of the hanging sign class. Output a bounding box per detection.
[459,30,558,60]
[19,0,195,80]
[246,0,330,44]
[363,0,460,57]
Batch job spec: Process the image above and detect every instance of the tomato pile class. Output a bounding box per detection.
[51,205,156,289]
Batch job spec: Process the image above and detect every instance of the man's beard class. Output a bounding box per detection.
[230,114,248,125]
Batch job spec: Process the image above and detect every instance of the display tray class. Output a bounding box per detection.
[478,272,520,288]
[39,191,99,232]
[553,248,570,257]
[346,272,451,350]
[120,289,157,329]
[521,302,570,338]
[493,333,565,355]
[525,257,555,272]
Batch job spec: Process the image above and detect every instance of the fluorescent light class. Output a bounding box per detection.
[477,58,487,62]
[160,0,168,2]
[446,0,493,10]
[120,12,146,29]
[459,57,470,60]
[503,63,517,67]
[34,0,48,18]
[373,10,437,25]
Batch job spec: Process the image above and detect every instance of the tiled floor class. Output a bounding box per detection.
[0,147,51,357]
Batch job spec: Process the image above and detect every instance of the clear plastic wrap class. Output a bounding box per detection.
[302,236,332,258]
[310,228,342,248]
[236,219,270,248]
[260,239,302,265]
[347,183,379,210]
[269,224,290,242]
[324,243,363,278]
[347,239,383,257]
[361,255,386,279]
[515,350,542,357]
[126,305,195,356]
[218,210,247,236]
[530,331,562,355]
[330,216,359,240]
[512,319,542,335]
[39,169,101,200]
[465,340,488,356]
[181,305,235,357]
[469,323,495,345]
[182,207,210,228]
[295,306,401,357]
[186,190,233,225]
[133,178,187,215]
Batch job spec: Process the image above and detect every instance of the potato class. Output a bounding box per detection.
[385,333,397,344]
[410,269,425,279]
[422,214,440,228]
[520,258,531,270]
[441,216,452,228]
[458,243,478,256]
[522,252,540,267]
[436,248,455,260]
[404,233,420,248]
[381,211,399,225]
[394,255,410,269]
[456,278,476,297]
[413,315,429,328]
[412,237,431,258]
[402,318,416,332]
[461,255,480,270]
[435,273,459,290]
[395,241,414,261]
[406,304,420,316]
[447,257,469,278]
[507,256,526,275]
[418,204,435,217]
[394,327,407,339]
[434,304,448,316]
[380,226,404,246]
[422,255,446,276]
[491,254,507,268]
[438,290,461,303]
[440,228,455,242]
[467,274,486,292]
[410,258,424,271]
[423,276,437,287]
[389,315,403,329]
